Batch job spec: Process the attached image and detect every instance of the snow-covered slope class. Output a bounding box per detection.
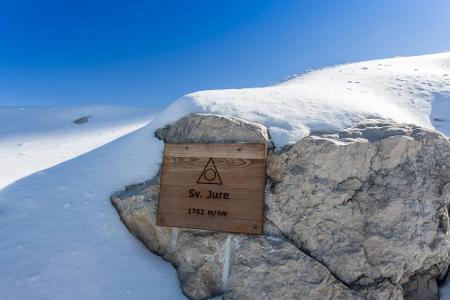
[155,52,450,146]
[0,106,155,188]
[0,106,187,300]
[0,53,449,300]
[0,124,187,300]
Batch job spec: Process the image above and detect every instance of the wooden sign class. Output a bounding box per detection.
[157,143,266,234]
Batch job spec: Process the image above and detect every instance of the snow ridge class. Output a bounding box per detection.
[152,52,450,146]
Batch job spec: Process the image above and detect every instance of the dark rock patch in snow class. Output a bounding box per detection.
[73,115,91,125]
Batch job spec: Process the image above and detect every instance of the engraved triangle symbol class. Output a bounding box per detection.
[197,158,222,185]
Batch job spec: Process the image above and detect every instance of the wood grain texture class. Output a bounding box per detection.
[163,143,266,159]
[157,143,266,235]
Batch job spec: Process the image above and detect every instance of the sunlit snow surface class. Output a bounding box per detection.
[159,52,449,146]
[0,106,188,300]
[0,53,449,300]
[0,106,156,189]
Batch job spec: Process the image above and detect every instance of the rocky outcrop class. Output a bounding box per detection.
[112,114,450,299]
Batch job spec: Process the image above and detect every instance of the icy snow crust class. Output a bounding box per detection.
[0,53,449,300]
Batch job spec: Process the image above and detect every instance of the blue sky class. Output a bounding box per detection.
[1,0,449,108]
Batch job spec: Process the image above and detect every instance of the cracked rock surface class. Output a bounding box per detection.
[112,114,450,299]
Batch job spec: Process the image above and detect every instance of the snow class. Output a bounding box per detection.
[1,53,450,300]
[0,106,188,300]
[0,106,156,189]
[155,52,450,146]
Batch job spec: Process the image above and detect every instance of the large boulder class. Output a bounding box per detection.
[112,114,450,299]
[155,113,270,145]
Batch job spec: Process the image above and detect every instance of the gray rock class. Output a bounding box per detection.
[112,177,359,300]
[112,115,450,300]
[267,121,450,298]
[403,270,439,300]
[73,115,90,124]
[155,113,271,146]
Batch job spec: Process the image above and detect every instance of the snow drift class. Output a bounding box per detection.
[0,105,156,188]
[154,52,450,146]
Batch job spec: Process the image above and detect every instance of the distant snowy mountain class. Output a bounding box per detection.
[0,53,449,300]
